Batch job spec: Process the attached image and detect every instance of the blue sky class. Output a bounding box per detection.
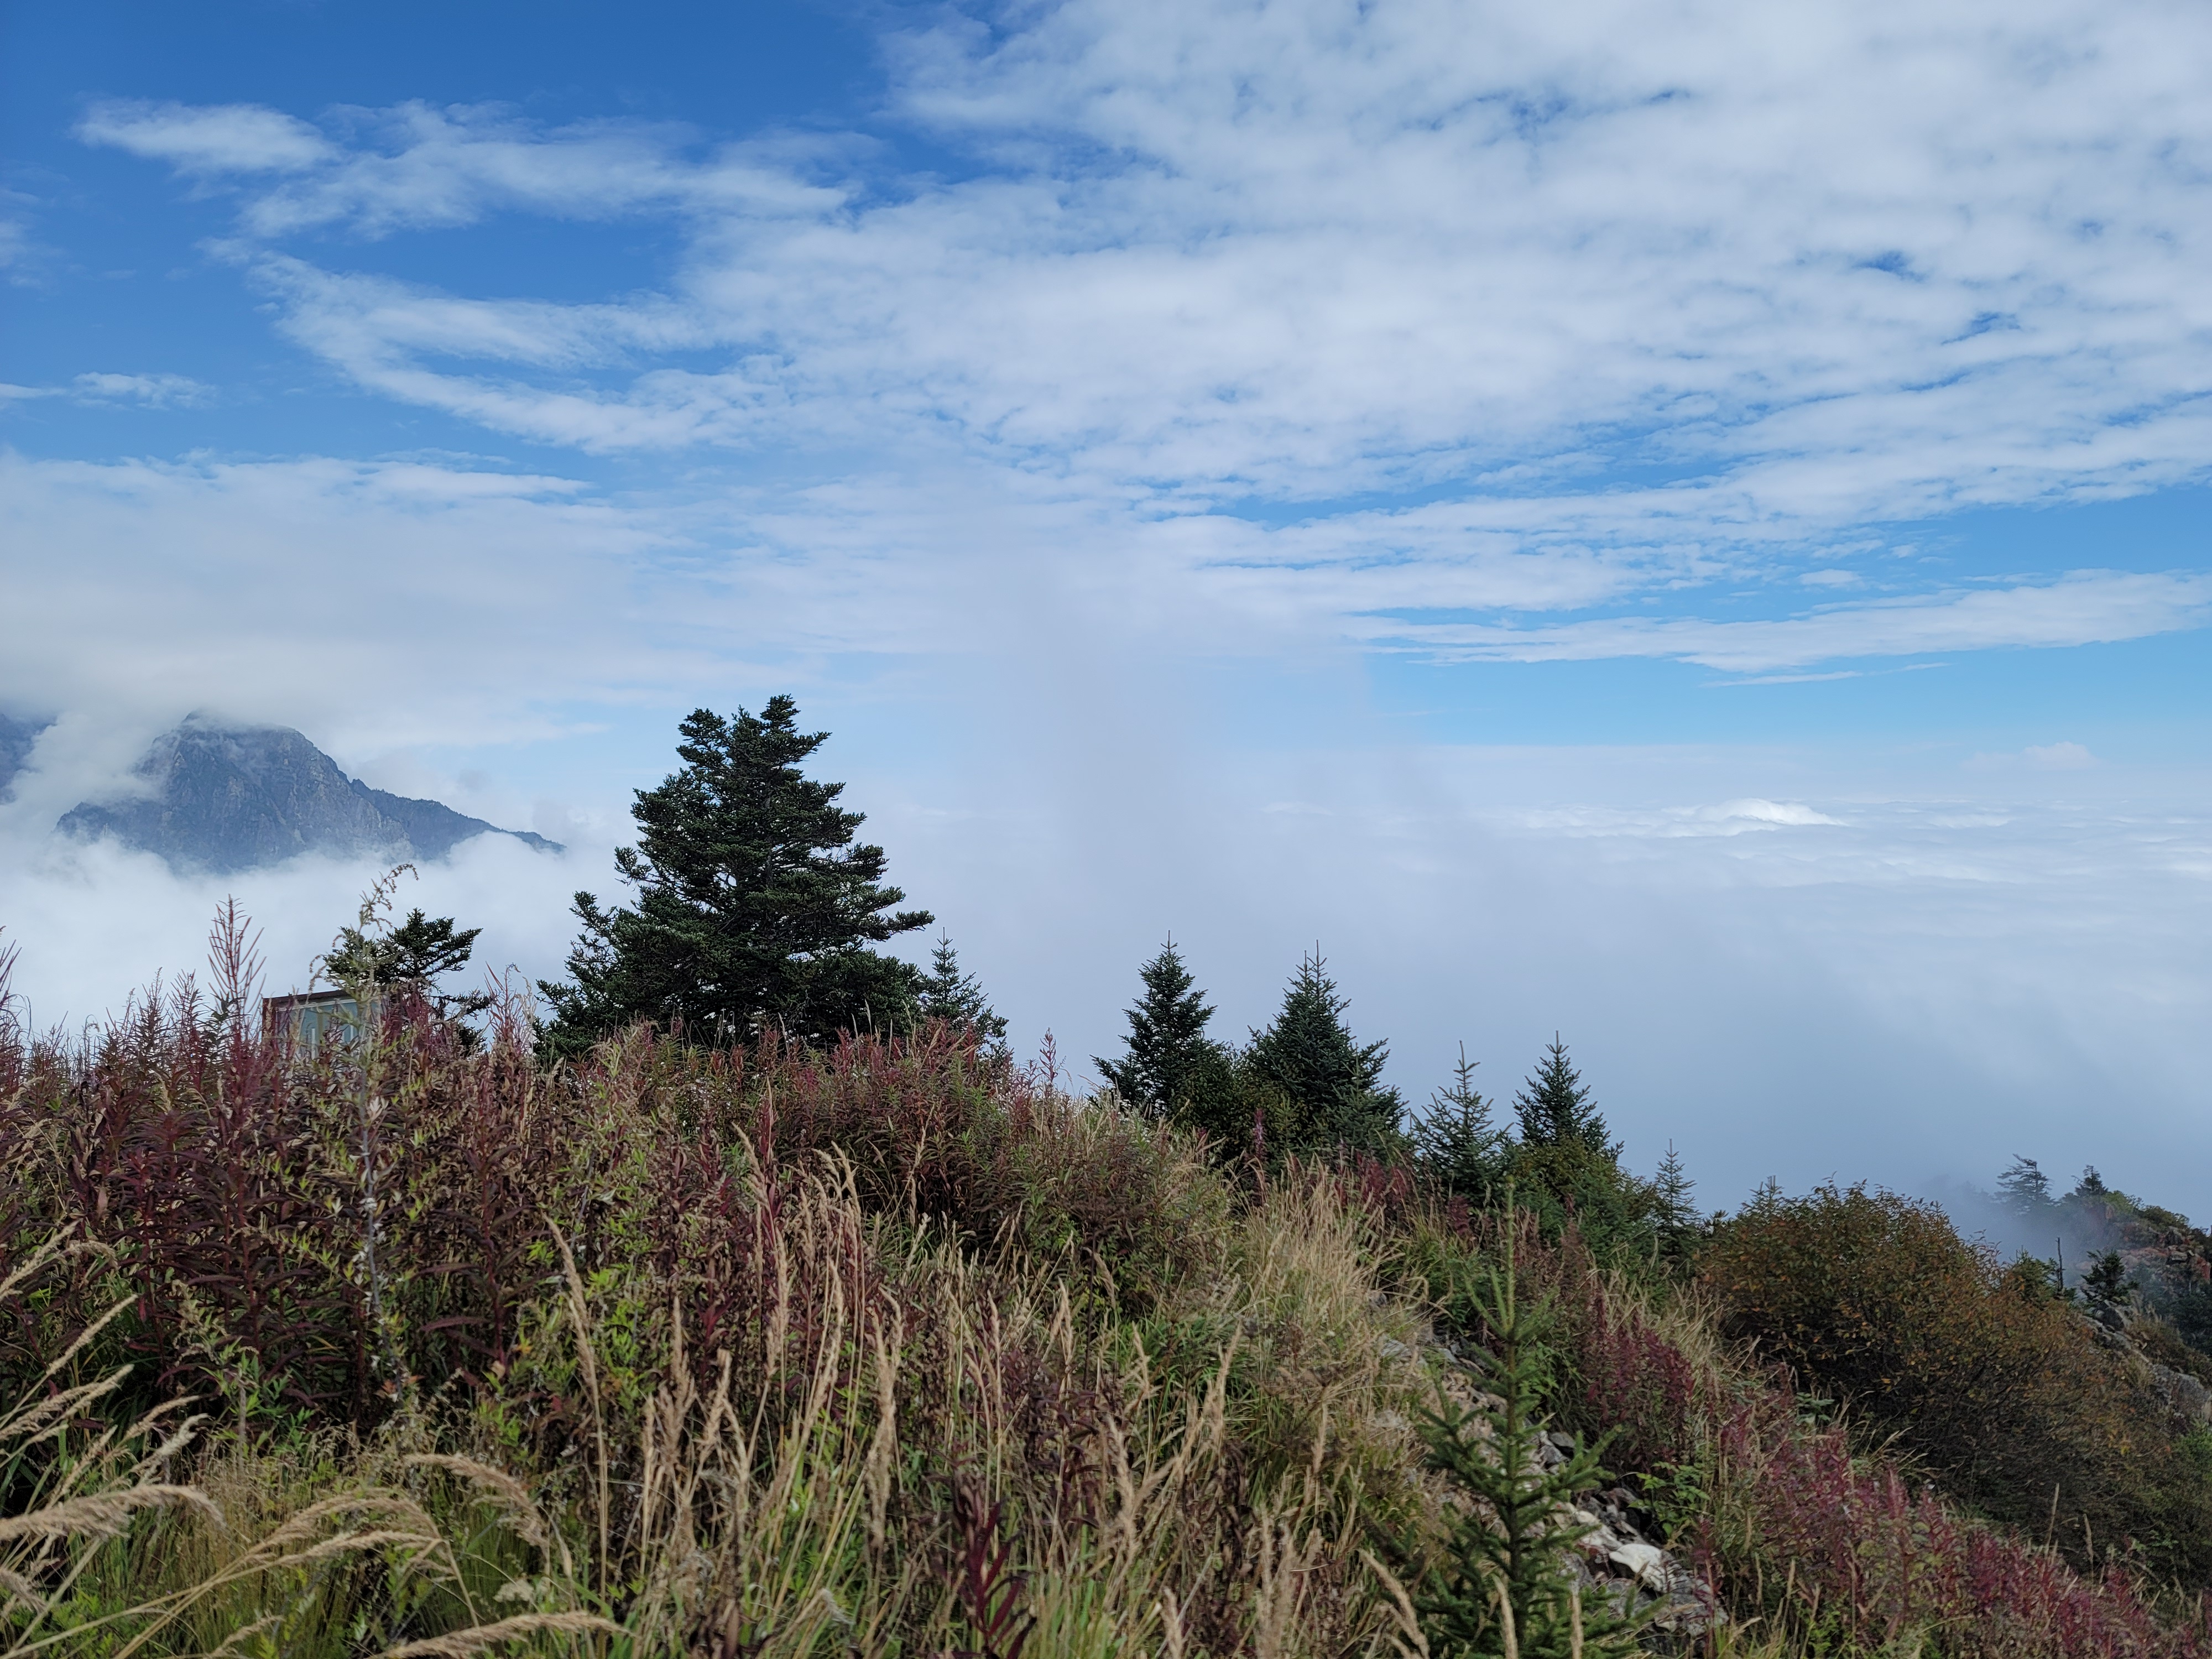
[3,0,2209,1211]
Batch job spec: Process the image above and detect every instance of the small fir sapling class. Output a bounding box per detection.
[1415,1198,1648,1657]
[1413,1043,1506,1201]
[2083,1250,2131,1311]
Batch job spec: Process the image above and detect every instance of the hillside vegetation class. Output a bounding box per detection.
[6,699,2211,1658]
[1,930,2209,1657]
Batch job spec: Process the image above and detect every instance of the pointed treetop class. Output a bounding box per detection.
[1412,1041,1506,1200]
[1095,937,1215,1114]
[1512,1034,1619,1160]
[1654,1140,1699,1250]
[1245,949,1400,1152]
[919,932,1009,1050]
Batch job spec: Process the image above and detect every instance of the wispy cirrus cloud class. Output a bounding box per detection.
[1,373,215,409]
[1367,570,2212,672]
[66,0,2212,674]
[80,100,843,236]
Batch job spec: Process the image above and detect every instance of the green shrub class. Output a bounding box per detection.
[1702,1181,2212,1584]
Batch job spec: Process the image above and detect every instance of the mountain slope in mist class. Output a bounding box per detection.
[0,713,48,802]
[54,718,560,875]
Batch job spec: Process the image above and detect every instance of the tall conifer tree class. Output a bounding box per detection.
[1094,938,1215,1115]
[1245,950,1401,1153]
[540,698,931,1050]
[1997,1155,2053,1217]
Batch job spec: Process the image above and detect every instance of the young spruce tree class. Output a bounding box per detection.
[1417,1201,1645,1657]
[1413,1044,1506,1201]
[1512,1036,1619,1160]
[1245,950,1401,1154]
[1652,1140,1699,1260]
[1094,938,1215,1116]
[919,932,1009,1052]
[539,699,931,1051]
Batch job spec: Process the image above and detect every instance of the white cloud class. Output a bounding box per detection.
[1509,797,1843,837]
[0,192,42,284]
[87,1,2212,518]
[2026,740,2099,769]
[79,100,335,174]
[0,451,700,750]
[1374,571,2212,671]
[1,374,217,409]
[69,373,213,408]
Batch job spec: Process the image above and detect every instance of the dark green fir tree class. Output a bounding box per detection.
[1512,1035,1618,1160]
[1996,1155,2053,1218]
[539,698,932,1052]
[1416,1203,1647,1657]
[1244,950,1401,1154]
[1412,1044,1506,1200]
[1653,1140,1698,1259]
[1094,938,1215,1117]
[329,906,492,1020]
[919,932,1009,1052]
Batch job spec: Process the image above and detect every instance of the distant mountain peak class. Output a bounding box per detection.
[57,719,561,875]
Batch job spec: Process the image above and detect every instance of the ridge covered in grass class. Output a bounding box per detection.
[1,931,2208,1656]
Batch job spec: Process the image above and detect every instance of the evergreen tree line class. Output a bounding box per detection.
[364,696,1696,1253]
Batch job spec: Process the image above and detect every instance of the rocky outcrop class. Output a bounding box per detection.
[1537,1422,1724,1644]
[1421,1333,1725,1648]
[58,718,560,875]
[2075,1306,2212,1426]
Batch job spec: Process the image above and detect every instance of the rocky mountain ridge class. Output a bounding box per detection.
[9,716,559,875]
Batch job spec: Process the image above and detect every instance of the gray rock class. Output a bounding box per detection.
[1608,1540,1668,1593]
[2151,1362,2212,1422]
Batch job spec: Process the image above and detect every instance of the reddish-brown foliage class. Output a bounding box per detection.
[1706,1395,2212,1657]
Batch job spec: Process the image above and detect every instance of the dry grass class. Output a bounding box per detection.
[3,1144,1443,1657]
[9,967,2208,1659]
